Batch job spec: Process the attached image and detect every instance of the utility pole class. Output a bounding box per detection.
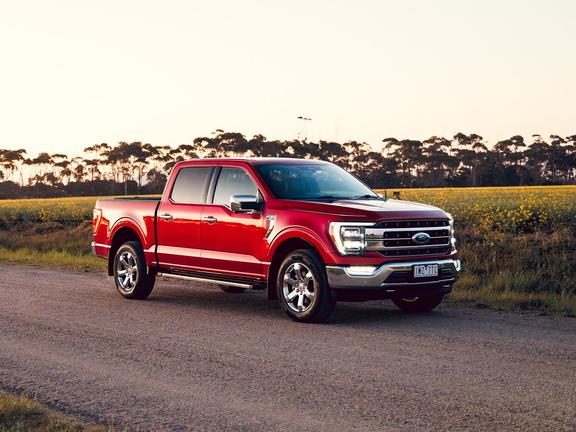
[297,116,312,141]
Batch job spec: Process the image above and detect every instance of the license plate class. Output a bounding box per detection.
[413,264,439,278]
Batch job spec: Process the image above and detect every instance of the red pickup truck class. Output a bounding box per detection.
[93,158,460,322]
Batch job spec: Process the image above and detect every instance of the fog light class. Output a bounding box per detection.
[346,266,377,276]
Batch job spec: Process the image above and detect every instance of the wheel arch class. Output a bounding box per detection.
[108,224,145,276]
[266,233,326,301]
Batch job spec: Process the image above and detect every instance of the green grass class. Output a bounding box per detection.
[0,248,105,273]
[0,221,105,272]
[0,392,116,431]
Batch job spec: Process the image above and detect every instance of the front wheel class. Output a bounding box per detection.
[392,293,444,313]
[276,249,335,323]
[113,241,155,299]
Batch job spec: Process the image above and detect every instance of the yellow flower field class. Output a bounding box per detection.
[0,186,574,233]
[376,185,576,233]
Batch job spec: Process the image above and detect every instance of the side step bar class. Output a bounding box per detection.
[157,272,260,290]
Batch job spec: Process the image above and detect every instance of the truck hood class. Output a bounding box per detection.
[281,198,448,220]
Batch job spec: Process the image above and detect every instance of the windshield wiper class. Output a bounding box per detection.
[309,195,342,200]
[349,194,383,200]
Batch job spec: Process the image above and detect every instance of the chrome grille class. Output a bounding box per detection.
[366,219,451,257]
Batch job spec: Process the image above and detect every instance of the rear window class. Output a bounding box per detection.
[170,167,212,204]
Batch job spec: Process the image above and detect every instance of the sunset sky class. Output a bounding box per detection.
[0,0,574,155]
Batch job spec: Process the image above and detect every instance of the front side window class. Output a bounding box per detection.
[213,167,258,206]
[256,163,378,200]
[170,166,212,204]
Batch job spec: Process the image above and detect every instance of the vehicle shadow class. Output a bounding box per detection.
[147,280,456,328]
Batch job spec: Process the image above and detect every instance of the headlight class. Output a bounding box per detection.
[446,213,457,252]
[328,222,373,255]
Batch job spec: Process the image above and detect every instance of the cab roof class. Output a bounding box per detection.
[179,157,329,166]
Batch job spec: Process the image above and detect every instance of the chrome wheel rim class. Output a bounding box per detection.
[116,251,138,292]
[282,262,316,313]
[402,297,420,302]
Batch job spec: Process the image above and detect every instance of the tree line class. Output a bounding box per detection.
[0,131,575,198]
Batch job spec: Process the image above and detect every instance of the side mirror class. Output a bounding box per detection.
[230,195,262,214]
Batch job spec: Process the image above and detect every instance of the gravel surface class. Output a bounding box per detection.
[0,264,575,431]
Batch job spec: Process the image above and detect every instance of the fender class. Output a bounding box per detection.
[109,217,150,250]
[266,225,333,264]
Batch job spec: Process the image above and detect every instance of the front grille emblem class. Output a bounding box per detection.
[411,232,431,245]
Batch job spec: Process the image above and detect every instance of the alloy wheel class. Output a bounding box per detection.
[282,262,316,312]
[116,251,138,292]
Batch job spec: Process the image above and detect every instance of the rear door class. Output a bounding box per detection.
[200,166,266,279]
[156,165,213,271]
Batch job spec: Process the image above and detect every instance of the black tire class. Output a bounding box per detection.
[392,293,444,313]
[276,249,335,323]
[218,285,247,294]
[113,241,155,299]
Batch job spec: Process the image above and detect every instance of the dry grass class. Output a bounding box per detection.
[0,392,117,432]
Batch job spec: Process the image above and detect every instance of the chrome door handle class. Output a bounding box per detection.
[159,213,174,221]
[202,216,218,224]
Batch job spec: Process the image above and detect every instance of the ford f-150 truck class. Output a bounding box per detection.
[93,158,461,322]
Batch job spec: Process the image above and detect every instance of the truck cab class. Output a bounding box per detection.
[93,158,460,322]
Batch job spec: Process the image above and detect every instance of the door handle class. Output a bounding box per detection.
[202,216,218,224]
[159,213,174,221]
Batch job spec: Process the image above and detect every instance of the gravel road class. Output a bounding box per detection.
[0,264,575,431]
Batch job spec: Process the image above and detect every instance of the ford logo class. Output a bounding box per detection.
[411,232,431,244]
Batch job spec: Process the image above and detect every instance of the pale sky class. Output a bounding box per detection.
[0,0,574,155]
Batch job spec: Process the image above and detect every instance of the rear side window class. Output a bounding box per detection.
[212,167,258,206]
[170,167,212,204]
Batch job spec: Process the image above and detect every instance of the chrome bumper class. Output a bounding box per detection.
[326,258,461,290]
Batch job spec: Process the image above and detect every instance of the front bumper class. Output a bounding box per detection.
[326,258,461,292]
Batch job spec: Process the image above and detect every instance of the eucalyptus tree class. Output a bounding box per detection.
[70,157,85,182]
[28,152,54,185]
[84,143,111,180]
[0,148,27,185]
[422,136,455,186]
[105,141,152,193]
[452,133,488,186]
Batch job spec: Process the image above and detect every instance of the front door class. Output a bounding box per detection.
[200,166,266,279]
[156,165,213,271]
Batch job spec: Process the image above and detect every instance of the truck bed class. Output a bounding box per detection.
[93,198,161,264]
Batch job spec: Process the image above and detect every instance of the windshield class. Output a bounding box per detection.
[256,163,379,200]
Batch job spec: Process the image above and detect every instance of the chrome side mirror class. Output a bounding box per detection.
[230,195,262,213]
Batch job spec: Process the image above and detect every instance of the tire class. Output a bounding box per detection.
[392,293,444,313]
[276,249,335,323]
[113,241,155,299]
[219,285,247,294]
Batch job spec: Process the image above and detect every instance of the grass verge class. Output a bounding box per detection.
[0,392,116,432]
[0,248,105,273]
[446,286,576,317]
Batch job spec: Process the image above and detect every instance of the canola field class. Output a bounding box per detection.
[376,185,576,233]
[0,186,574,233]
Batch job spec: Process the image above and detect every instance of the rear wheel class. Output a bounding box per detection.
[113,241,155,299]
[219,285,247,294]
[392,293,444,313]
[276,249,335,323]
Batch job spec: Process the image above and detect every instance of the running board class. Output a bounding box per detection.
[157,272,254,289]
